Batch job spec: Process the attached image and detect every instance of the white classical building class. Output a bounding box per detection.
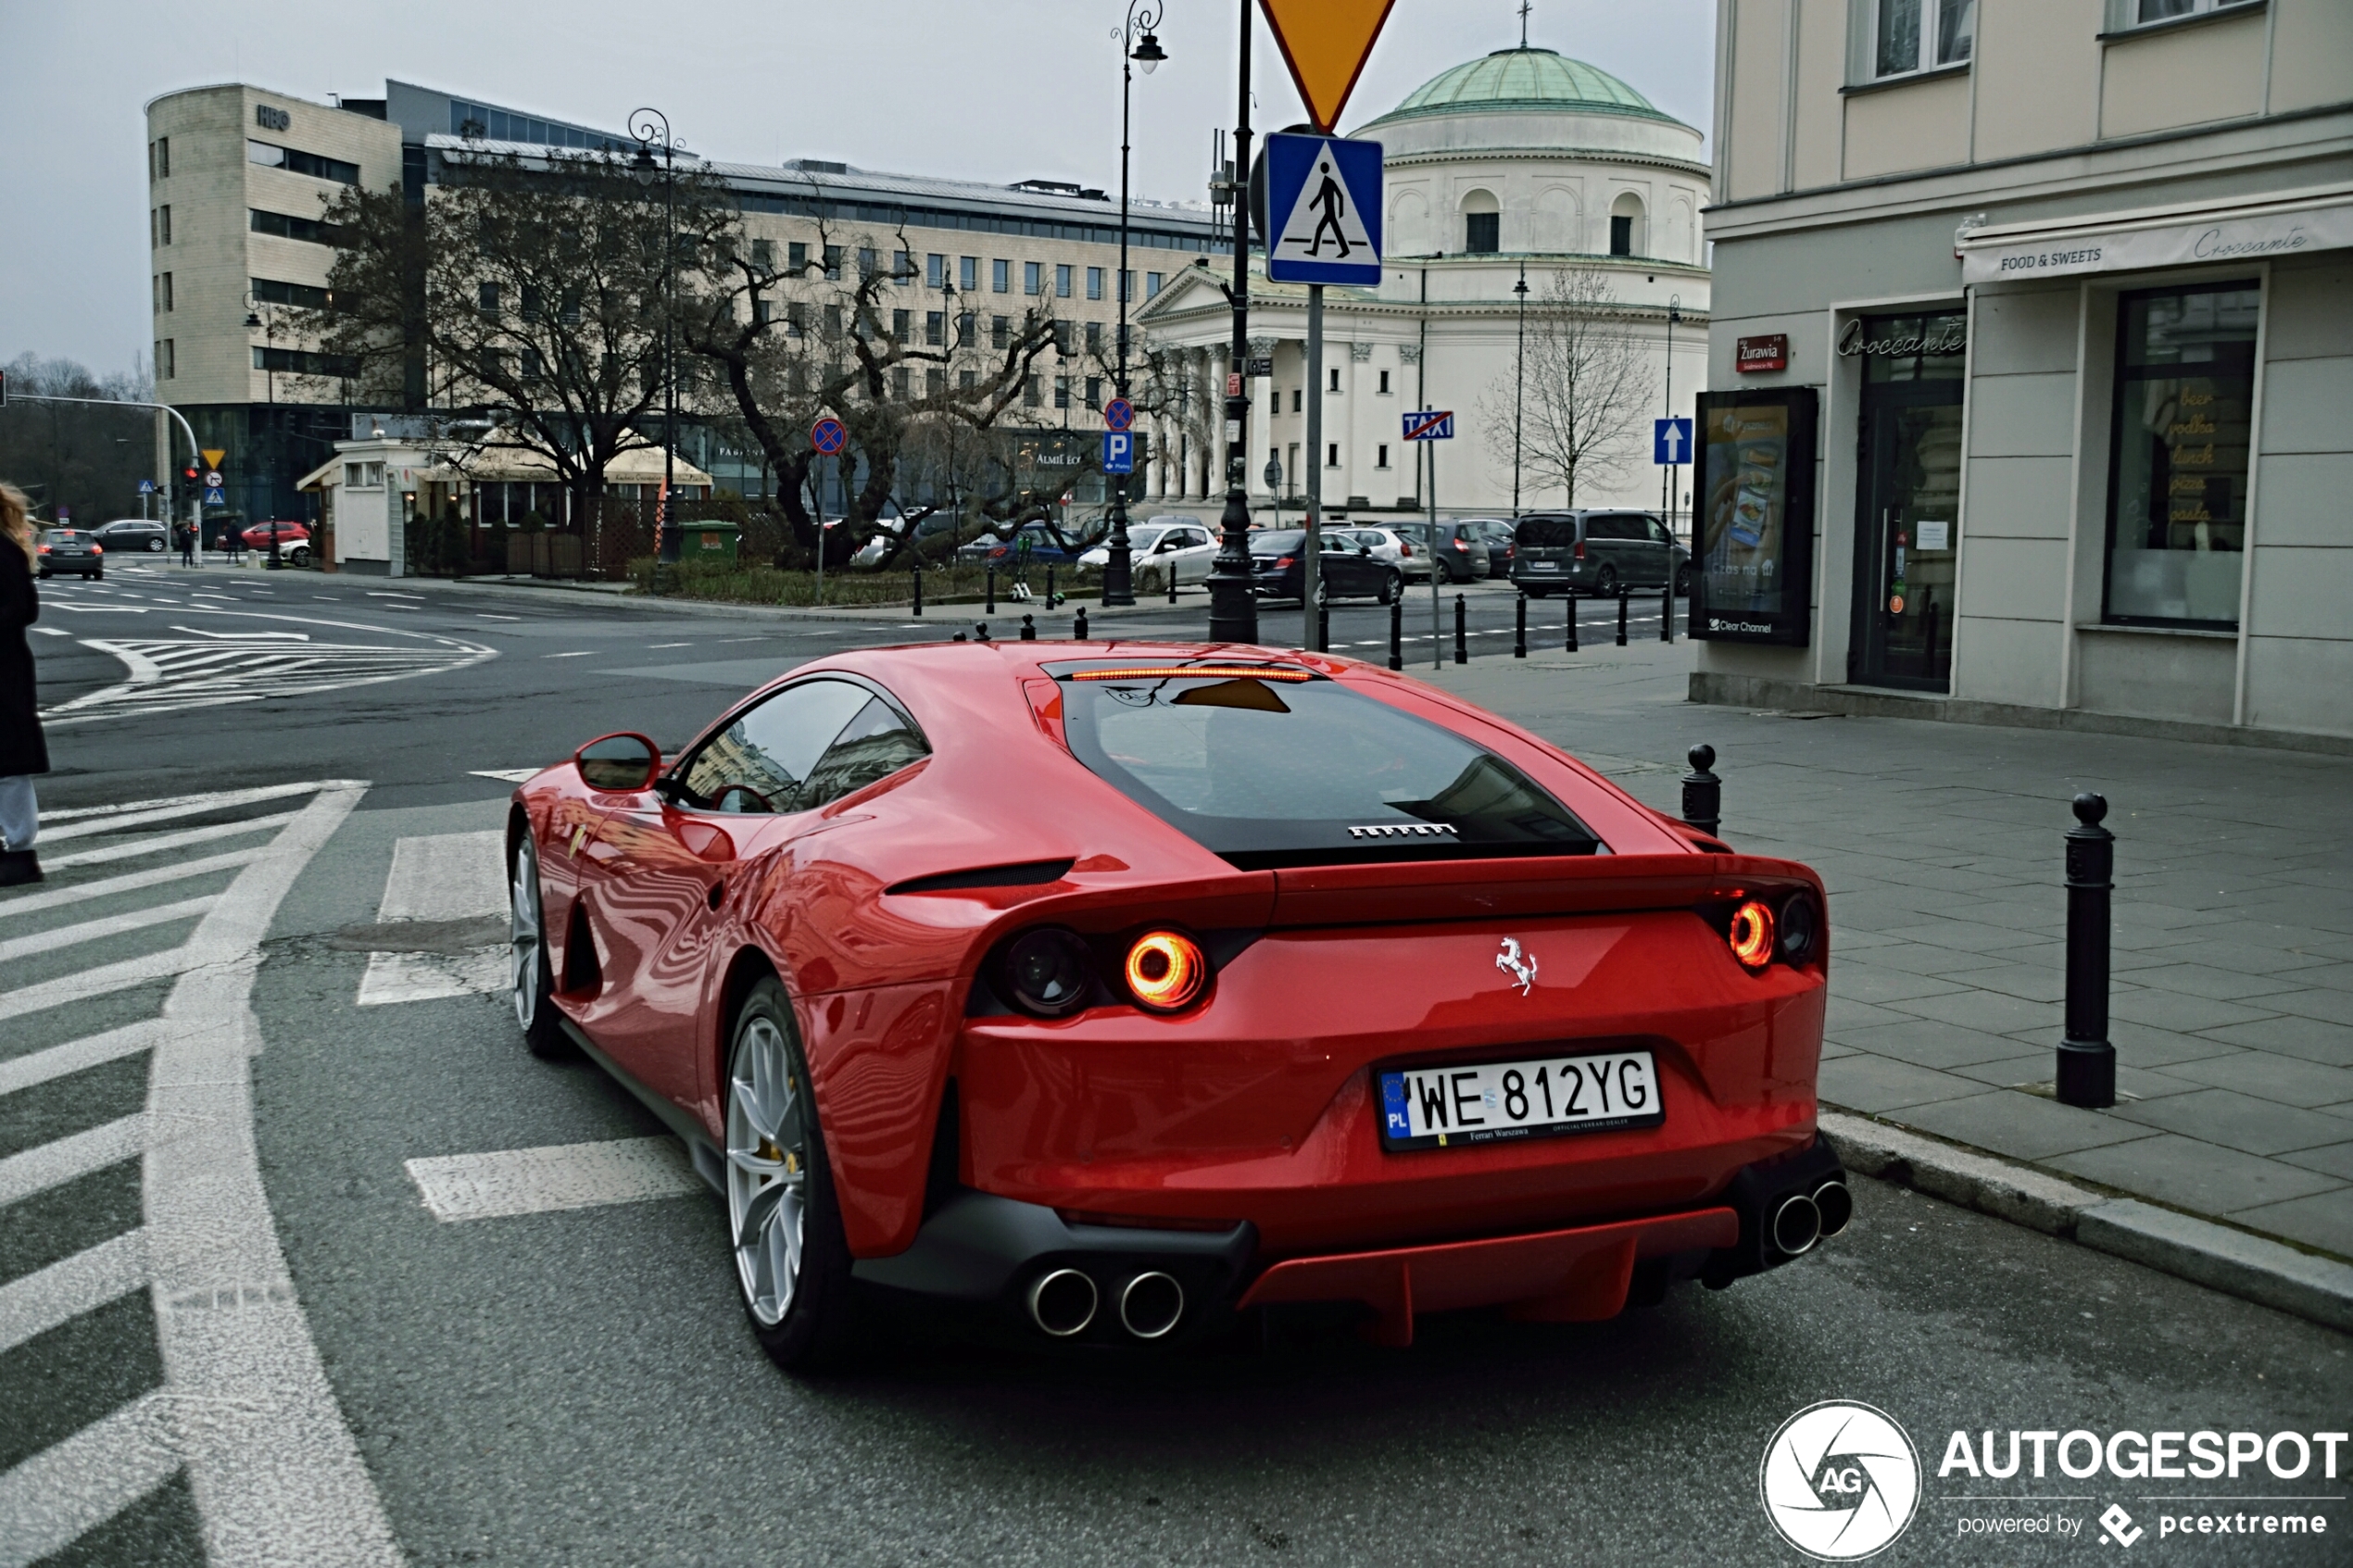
[1135,44,1712,522]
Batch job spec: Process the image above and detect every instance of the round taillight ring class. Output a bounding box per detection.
[1001,927,1096,1018]
[1728,898,1776,972]
[1125,930,1207,1013]
[1779,894,1819,966]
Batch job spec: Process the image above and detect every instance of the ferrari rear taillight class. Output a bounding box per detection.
[1125,930,1206,1013]
[1002,927,1094,1018]
[1727,899,1775,972]
[1778,892,1820,965]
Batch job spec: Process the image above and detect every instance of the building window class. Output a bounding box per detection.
[157,339,174,380]
[786,301,807,337]
[824,245,842,280]
[1054,320,1074,356]
[750,239,774,269]
[890,308,910,340]
[1377,444,1390,469]
[894,249,912,281]
[962,256,979,292]
[247,141,359,186]
[478,282,500,314]
[1609,194,1644,257]
[2118,0,2259,23]
[249,208,340,245]
[1086,321,1103,355]
[927,253,946,288]
[1087,266,1104,301]
[927,369,946,397]
[824,304,843,336]
[519,347,544,381]
[926,310,945,345]
[1054,376,1071,409]
[1085,376,1102,409]
[1023,375,1041,408]
[894,366,912,397]
[1292,388,1302,413]
[156,272,173,312]
[157,205,172,245]
[522,285,543,323]
[255,345,359,377]
[857,246,877,278]
[754,298,774,325]
[255,277,330,309]
[960,370,977,390]
[993,258,1011,293]
[1056,263,1073,298]
[789,241,809,273]
[1123,270,1137,305]
[154,136,169,179]
[1378,369,1390,394]
[1025,261,1043,295]
[2102,282,2258,628]
[958,311,975,345]
[992,315,1010,349]
[1869,0,1974,80]
[1146,271,1163,298]
[1327,443,1340,468]
[1328,367,1340,394]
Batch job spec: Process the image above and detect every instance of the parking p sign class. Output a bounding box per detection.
[1101,431,1134,476]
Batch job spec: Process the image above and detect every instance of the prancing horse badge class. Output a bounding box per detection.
[1495,937,1538,996]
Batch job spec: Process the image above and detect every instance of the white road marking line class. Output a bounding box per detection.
[648,642,690,648]
[0,894,216,964]
[0,1019,170,1098]
[545,650,594,659]
[139,780,405,1564]
[0,1230,146,1357]
[0,1114,146,1207]
[31,627,69,636]
[0,947,208,1024]
[377,830,505,922]
[478,613,522,621]
[404,1137,704,1222]
[41,811,297,870]
[0,1391,180,1568]
[358,949,508,1005]
[42,779,329,834]
[470,768,541,784]
[169,625,309,640]
[364,591,423,599]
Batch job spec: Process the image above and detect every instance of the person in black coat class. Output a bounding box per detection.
[1,482,49,885]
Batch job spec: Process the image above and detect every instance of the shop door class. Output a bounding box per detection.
[1849,383,1963,691]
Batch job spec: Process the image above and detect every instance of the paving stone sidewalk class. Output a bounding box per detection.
[1424,640,2353,1264]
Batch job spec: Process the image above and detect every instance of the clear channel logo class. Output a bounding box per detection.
[1760,1400,1922,1561]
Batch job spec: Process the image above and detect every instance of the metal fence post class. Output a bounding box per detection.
[1453,595,1467,664]
[1514,592,1527,659]
[1074,605,1089,639]
[2058,793,2117,1109]
[1388,596,1403,671]
[1616,587,1629,646]
[1680,745,1720,837]
[911,561,924,617]
[1660,579,1673,643]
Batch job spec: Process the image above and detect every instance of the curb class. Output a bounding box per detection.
[1819,1110,2353,1336]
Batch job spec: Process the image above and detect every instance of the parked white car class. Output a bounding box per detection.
[1336,525,1432,583]
[1075,518,1218,594]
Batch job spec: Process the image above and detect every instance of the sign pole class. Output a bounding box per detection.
[1205,0,1258,646]
[1303,282,1323,651]
[1428,433,1441,670]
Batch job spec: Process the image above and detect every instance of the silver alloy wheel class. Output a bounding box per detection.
[726,1015,808,1327]
[510,841,543,1032]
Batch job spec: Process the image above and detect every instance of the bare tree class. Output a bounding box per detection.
[315,146,738,522]
[0,353,155,523]
[1479,268,1656,508]
[682,205,1074,564]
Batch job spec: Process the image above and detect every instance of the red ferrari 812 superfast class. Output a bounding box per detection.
[507,640,1846,1368]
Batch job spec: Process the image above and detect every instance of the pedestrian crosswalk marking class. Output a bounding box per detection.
[0,1230,147,1359]
[0,851,261,922]
[0,1114,148,1208]
[41,810,299,871]
[0,893,216,964]
[0,1392,180,1568]
[405,1137,705,1223]
[356,830,510,1006]
[40,630,494,726]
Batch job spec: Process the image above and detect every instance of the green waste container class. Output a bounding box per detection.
[676,519,740,565]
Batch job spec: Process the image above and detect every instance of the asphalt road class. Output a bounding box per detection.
[5,560,2345,1567]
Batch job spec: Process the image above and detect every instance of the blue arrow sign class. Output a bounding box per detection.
[1402,409,1453,442]
[1101,431,1134,475]
[1654,417,1693,466]
[1264,133,1383,286]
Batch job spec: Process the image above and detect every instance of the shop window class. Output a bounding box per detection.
[1861,0,1974,82]
[2102,282,2259,628]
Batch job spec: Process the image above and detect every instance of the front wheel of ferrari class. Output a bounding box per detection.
[510,833,571,1060]
[725,978,858,1371]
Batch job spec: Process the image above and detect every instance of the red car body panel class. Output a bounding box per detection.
[510,639,1831,1292]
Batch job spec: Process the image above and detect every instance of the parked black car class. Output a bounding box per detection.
[1462,518,1516,578]
[1510,510,1691,598]
[37,529,104,580]
[1248,529,1401,606]
[90,518,170,554]
[1403,519,1491,583]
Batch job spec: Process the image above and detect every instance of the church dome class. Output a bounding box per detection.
[1363,46,1682,130]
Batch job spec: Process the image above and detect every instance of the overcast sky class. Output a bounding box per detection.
[1,0,1716,377]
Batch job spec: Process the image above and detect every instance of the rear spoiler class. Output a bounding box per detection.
[1267,852,1819,928]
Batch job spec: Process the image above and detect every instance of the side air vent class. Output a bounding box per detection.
[886,859,1076,896]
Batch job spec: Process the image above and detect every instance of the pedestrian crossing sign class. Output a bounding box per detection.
[1261,132,1382,286]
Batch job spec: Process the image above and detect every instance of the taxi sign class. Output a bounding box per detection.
[1103,396,1134,433]
[1259,0,1399,132]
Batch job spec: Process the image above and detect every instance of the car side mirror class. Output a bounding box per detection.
[575,732,661,793]
[1357,545,1371,557]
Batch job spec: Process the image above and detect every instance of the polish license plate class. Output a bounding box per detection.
[1529,561,1559,571]
[1378,1050,1662,1150]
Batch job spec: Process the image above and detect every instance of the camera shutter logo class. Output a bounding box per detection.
[1758,1401,1920,1561]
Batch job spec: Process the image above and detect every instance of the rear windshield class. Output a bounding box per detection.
[1516,516,1578,548]
[1252,531,1306,552]
[1055,665,1602,869]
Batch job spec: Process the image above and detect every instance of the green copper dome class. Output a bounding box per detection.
[1364,46,1680,128]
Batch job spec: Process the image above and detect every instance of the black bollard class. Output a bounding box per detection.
[1020,614,1037,641]
[1515,593,1528,659]
[986,567,996,614]
[1680,744,1720,838]
[1074,604,1089,639]
[975,621,990,642]
[1615,587,1629,646]
[1453,595,1467,665]
[1317,601,1329,653]
[2058,793,2116,1109]
[952,631,968,643]
[1566,589,1579,653]
[1167,566,1177,605]
[911,562,924,617]
[1388,596,1403,671]
[1049,567,1060,608]
[1660,579,1673,643]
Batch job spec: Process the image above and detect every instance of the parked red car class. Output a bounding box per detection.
[240,520,312,561]
[507,641,1842,1368]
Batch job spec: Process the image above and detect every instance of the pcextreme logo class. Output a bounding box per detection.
[1759,1401,1922,1561]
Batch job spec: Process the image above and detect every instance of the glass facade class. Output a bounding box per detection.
[2102,282,2259,627]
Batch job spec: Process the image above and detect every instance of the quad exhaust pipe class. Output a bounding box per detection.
[1768,1179,1853,1258]
[1026,1268,1187,1339]
[1812,1179,1853,1239]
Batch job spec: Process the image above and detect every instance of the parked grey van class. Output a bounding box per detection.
[1510,511,1691,598]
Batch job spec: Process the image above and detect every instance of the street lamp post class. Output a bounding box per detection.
[1205,0,1259,645]
[1511,263,1529,513]
[1101,4,1165,608]
[1662,294,1680,532]
[631,109,679,573]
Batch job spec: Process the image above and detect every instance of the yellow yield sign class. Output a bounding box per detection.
[201,447,227,470]
[1259,0,1398,132]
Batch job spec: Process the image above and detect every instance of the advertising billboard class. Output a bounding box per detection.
[1691,386,1818,646]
